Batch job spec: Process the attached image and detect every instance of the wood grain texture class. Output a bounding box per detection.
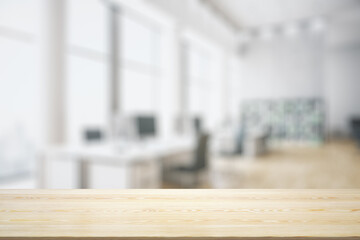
[211,140,360,189]
[0,189,359,239]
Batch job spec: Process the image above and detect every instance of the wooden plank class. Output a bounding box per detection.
[0,189,359,239]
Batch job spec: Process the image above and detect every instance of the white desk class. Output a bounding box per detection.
[39,137,194,189]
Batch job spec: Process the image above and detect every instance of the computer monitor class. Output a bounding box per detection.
[83,128,103,142]
[136,116,156,139]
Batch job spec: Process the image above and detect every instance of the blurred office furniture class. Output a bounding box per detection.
[215,125,244,156]
[135,116,157,139]
[83,128,104,143]
[113,116,134,140]
[112,115,157,141]
[210,157,245,189]
[243,127,270,157]
[216,132,237,155]
[242,98,324,144]
[350,117,360,147]
[40,115,194,189]
[40,137,194,189]
[164,133,209,188]
[193,117,202,136]
[235,129,244,154]
[0,128,34,180]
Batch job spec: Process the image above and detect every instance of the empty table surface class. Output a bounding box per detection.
[0,189,360,239]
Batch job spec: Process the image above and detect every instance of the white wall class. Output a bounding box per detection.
[239,33,325,100]
[0,0,42,177]
[325,45,360,136]
[325,8,360,136]
[238,11,360,137]
[145,0,236,49]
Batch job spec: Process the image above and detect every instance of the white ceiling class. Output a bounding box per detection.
[209,0,360,29]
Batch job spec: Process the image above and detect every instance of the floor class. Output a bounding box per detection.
[210,140,360,188]
[1,140,359,189]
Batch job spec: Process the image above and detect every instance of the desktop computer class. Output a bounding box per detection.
[112,115,157,141]
[83,128,104,143]
[135,116,157,139]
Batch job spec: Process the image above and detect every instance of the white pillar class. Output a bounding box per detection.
[37,0,66,188]
[108,3,121,140]
[40,0,66,145]
[222,50,230,126]
[174,25,192,136]
[179,40,191,135]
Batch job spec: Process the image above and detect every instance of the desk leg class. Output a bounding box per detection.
[126,160,162,189]
[79,160,90,189]
[155,158,162,189]
[126,163,136,189]
[37,153,47,189]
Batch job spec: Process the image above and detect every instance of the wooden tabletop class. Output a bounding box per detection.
[0,189,359,239]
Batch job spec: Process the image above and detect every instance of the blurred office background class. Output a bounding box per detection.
[0,0,360,189]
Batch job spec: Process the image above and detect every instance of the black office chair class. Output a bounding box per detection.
[166,133,210,188]
[350,118,360,147]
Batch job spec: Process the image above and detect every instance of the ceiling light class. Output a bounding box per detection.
[309,17,327,32]
[283,22,300,37]
[237,31,252,44]
[258,27,274,41]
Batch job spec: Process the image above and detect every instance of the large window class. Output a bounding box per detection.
[65,0,109,144]
[0,0,41,178]
[186,45,212,126]
[65,0,164,143]
[120,13,161,115]
[184,37,224,133]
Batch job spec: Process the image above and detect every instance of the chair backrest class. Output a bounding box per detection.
[193,133,210,170]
